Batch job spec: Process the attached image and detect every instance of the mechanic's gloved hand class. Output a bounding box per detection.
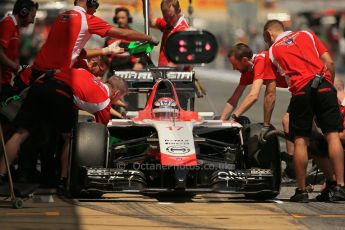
[120,110,127,119]
[229,113,239,122]
[259,126,270,144]
[15,65,30,76]
[102,41,124,55]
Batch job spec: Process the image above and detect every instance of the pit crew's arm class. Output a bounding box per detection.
[309,31,335,81]
[232,79,264,118]
[84,41,124,58]
[94,108,111,125]
[263,80,276,127]
[320,51,335,82]
[110,107,125,119]
[106,27,153,43]
[220,84,246,120]
[0,45,19,73]
[114,99,127,108]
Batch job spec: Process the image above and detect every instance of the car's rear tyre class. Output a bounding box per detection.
[242,123,281,200]
[68,122,108,198]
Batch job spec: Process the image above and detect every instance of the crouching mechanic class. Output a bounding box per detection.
[0,66,128,185]
[220,43,287,129]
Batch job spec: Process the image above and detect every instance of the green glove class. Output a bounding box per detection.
[127,41,154,55]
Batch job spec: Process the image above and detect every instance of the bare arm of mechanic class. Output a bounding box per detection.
[110,107,124,119]
[320,51,335,82]
[0,45,19,72]
[114,99,127,108]
[85,41,124,58]
[220,84,246,120]
[232,79,264,118]
[106,27,153,43]
[263,80,276,127]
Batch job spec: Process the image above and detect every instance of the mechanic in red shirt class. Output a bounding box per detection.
[0,59,128,184]
[145,0,192,109]
[220,43,287,127]
[264,19,345,202]
[0,0,38,101]
[146,0,189,67]
[14,0,155,91]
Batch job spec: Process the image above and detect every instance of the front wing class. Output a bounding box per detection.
[78,167,277,195]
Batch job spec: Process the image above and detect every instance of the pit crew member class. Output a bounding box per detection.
[0,0,38,101]
[146,0,188,67]
[220,43,287,130]
[0,63,128,185]
[145,0,191,109]
[264,19,345,202]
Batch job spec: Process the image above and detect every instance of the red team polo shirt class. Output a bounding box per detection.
[0,15,19,84]
[54,69,111,125]
[33,6,112,71]
[239,51,288,88]
[155,16,188,66]
[269,30,331,94]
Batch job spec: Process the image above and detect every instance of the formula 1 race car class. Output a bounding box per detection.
[67,76,281,200]
[66,30,281,200]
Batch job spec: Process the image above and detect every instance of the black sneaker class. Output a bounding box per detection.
[316,180,337,202]
[290,188,309,203]
[329,185,345,201]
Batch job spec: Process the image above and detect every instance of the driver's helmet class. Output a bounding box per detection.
[152,97,179,120]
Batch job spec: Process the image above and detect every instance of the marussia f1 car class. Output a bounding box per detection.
[67,77,281,200]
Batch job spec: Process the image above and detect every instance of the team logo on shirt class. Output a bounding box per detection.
[60,13,77,22]
[276,33,299,47]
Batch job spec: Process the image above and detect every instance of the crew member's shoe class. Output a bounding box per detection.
[290,188,309,203]
[316,180,337,201]
[330,185,345,201]
[316,180,345,202]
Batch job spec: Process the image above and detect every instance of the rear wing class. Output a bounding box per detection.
[114,69,195,93]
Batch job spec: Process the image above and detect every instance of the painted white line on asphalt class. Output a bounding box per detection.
[272,200,284,204]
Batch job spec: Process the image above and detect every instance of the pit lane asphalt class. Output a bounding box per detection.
[0,69,344,229]
[1,188,344,230]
